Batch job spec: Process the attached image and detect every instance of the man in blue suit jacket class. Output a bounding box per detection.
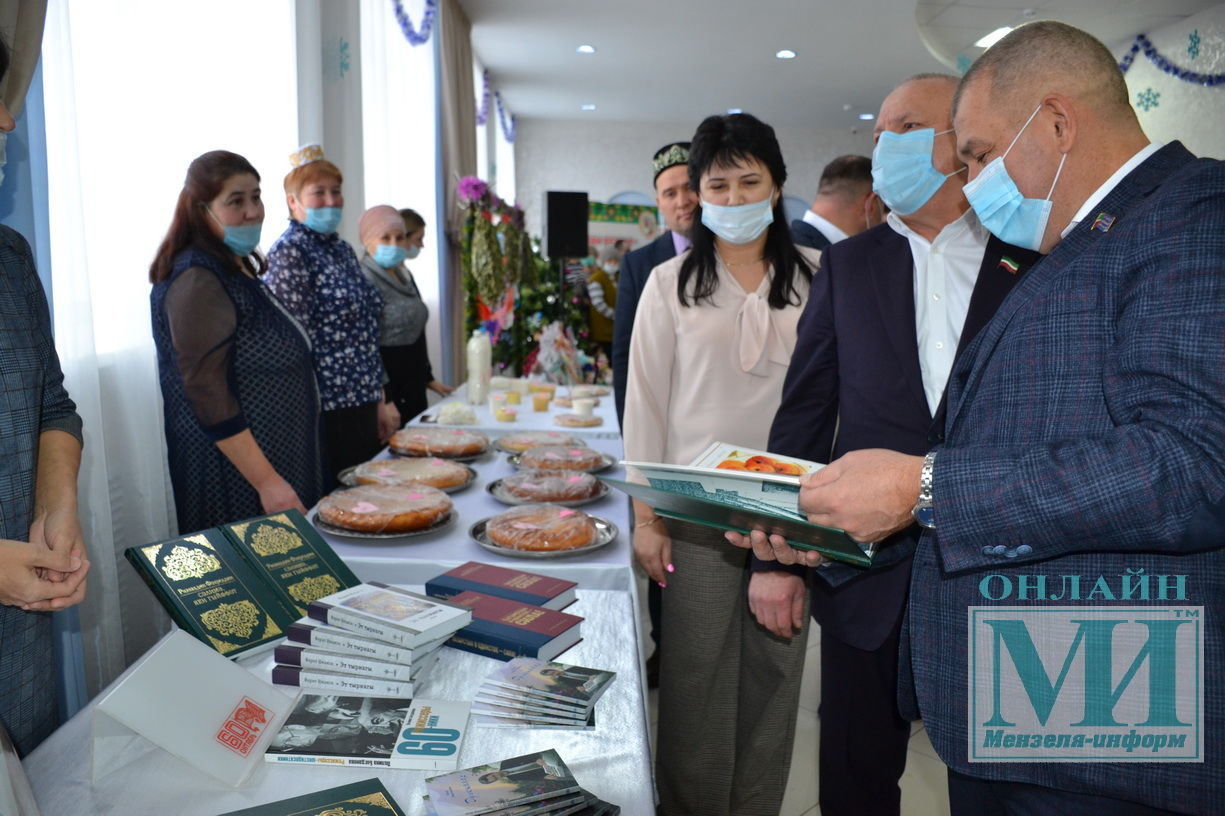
[741,22,1225,815]
[612,142,697,428]
[789,154,881,251]
[757,74,1039,816]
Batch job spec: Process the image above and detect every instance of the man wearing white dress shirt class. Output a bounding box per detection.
[789,154,883,250]
[753,74,1041,816]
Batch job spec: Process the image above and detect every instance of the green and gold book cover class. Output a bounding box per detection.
[125,528,297,658]
[221,509,360,616]
[218,778,407,816]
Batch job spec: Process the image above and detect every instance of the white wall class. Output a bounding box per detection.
[513,117,875,237]
[1114,4,1225,160]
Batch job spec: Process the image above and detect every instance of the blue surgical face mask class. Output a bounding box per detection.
[871,128,966,215]
[373,244,409,269]
[303,206,343,235]
[405,244,422,260]
[206,206,262,257]
[700,190,775,245]
[962,105,1067,252]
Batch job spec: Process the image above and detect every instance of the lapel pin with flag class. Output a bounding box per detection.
[998,255,1020,275]
[1091,212,1117,232]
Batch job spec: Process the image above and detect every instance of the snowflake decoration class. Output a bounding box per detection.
[339,38,351,78]
[1188,29,1201,60]
[1135,87,1161,112]
[956,54,972,75]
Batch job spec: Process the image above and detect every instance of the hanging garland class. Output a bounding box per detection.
[495,91,517,142]
[390,0,438,47]
[476,69,491,125]
[1119,33,1225,86]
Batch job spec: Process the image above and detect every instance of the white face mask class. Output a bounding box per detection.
[700,188,776,244]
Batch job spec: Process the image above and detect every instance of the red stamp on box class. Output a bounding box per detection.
[215,697,269,757]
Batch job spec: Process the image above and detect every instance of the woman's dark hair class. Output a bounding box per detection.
[678,113,814,309]
[0,34,10,84]
[399,208,426,232]
[149,150,265,283]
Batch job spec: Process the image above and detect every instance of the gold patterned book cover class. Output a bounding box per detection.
[220,509,360,615]
[125,529,299,658]
[217,777,407,815]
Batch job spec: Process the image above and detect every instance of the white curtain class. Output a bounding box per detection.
[40,0,299,696]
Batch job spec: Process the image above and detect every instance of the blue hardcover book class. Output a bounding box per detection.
[445,591,583,662]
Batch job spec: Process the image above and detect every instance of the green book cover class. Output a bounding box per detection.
[599,475,874,567]
[125,529,298,658]
[218,778,406,816]
[220,509,361,616]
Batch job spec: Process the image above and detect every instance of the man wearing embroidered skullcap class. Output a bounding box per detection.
[612,141,697,690]
[737,20,1225,815]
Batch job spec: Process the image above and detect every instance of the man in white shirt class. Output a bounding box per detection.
[789,155,882,250]
[753,73,1040,816]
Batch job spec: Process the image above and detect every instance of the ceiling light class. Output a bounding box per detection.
[975,26,1013,48]
[576,44,596,54]
[775,49,797,60]
[581,103,596,111]
[858,113,875,121]
[727,108,743,114]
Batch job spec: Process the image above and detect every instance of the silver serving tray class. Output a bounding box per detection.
[469,514,617,559]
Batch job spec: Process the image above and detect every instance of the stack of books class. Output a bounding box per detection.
[423,749,620,815]
[426,561,578,610]
[471,657,615,730]
[270,582,471,697]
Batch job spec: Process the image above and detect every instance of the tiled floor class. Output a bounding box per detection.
[638,575,951,815]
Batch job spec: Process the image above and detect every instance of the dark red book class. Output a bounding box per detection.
[445,591,583,662]
[426,561,577,610]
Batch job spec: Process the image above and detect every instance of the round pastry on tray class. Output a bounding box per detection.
[317,484,452,533]
[517,444,606,471]
[485,504,598,552]
[389,426,489,458]
[352,457,470,490]
[496,430,584,453]
[551,395,601,409]
[554,413,604,428]
[499,469,602,503]
[568,384,610,397]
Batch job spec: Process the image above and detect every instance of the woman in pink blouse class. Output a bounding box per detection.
[623,113,819,816]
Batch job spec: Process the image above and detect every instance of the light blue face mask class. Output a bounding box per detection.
[303,206,343,235]
[405,244,422,260]
[373,243,409,269]
[871,128,966,215]
[206,206,262,257]
[700,191,775,245]
[962,105,1067,252]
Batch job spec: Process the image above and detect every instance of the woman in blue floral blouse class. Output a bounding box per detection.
[265,146,399,483]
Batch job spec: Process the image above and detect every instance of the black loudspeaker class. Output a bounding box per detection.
[544,191,589,259]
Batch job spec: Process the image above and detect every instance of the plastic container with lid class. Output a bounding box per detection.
[466,328,493,404]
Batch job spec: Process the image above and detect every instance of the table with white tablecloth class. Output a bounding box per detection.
[325,435,635,592]
[23,589,654,816]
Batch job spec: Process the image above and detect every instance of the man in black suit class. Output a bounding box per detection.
[748,74,1039,816]
[612,141,697,427]
[789,154,882,250]
[612,141,697,689]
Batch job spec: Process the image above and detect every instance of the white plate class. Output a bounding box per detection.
[469,515,618,559]
[486,477,609,508]
[308,507,457,541]
[506,451,616,474]
[336,462,477,493]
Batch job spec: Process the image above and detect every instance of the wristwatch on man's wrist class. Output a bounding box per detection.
[911,451,937,529]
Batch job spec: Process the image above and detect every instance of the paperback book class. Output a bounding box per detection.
[271,658,437,698]
[424,749,581,816]
[218,777,407,815]
[426,561,577,610]
[274,643,427,682]
[445,592,583,662]
[265,694,470,771]
[483,657,615,713]
[612,441,875,567]
[308,582,472,649]
[287,619,449,664]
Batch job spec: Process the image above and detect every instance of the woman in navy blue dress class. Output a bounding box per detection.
[150,151,325,533]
